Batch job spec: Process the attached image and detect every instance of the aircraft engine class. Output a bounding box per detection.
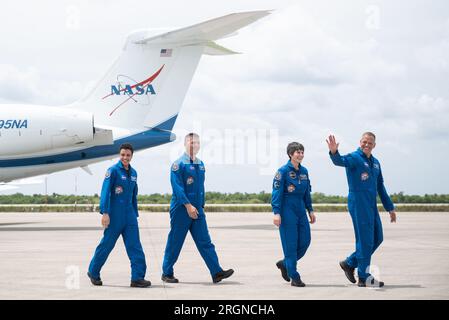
[0,105,95,157]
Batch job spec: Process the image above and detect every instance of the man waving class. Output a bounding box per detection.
[327,133,396,287]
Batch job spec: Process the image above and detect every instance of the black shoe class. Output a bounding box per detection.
[161,274,179,283]
[212,269,234,283]
[87,272,102,286]
[130,279,152,288]
[357,277,384,288]
[339,260,356,284]
[291,277,306,287]
[276,260,290,282]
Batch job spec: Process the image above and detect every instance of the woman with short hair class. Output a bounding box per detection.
[271,142,316,287]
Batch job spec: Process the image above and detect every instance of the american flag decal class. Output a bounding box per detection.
[160,49,173,57]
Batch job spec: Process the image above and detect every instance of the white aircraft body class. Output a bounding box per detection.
[0,11,270,186]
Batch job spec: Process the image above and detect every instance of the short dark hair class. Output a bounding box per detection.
[184,132,200,142]
[287,142,304,159]
[119,143,134,154]
[362,132,376,141]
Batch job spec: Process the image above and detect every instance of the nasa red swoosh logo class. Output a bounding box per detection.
[104,64,165,116]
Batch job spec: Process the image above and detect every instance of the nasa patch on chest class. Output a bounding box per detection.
[289,171,297,179]
[361,172,370,181]
[115,186,123,194]
[131,176,137,182]
[288,184,296,192]
[373,163,380,170]
[186,176,194,185]
[121,175,127,181]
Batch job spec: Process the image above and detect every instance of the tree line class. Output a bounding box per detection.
[0,192,448,204]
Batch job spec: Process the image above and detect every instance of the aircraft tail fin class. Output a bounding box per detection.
[69,10,271,132]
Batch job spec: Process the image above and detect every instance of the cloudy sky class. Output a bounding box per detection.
[0,0,448,196]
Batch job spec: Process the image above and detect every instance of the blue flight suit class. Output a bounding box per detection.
[162,153,223,278]
[88,161,147,281]
[330,148,394,281]
[271,160,314,281]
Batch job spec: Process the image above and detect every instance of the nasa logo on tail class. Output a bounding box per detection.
[102,65,165,116]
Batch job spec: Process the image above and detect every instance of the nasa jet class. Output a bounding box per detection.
[0,11,270,185]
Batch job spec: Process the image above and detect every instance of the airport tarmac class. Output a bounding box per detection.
[0,211,448,300]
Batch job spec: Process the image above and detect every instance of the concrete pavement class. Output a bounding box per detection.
[0,211,448,299]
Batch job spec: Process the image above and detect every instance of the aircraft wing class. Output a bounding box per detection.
[0,176,45,191]
[0,185,19,192]
[11,177,45,185]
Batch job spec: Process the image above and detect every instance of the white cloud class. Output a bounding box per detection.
[415,39,449,71]
[1,0,448,195]
[0,64,95,105]
[0,64,40,103]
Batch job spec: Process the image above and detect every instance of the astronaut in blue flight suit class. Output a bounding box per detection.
[327,133,397,287]
[87,143,151,288]
[271,142,316,287]
[161,133,234,284]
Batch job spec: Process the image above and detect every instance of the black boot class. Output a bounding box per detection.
[291,277,306,287]
[130,279,152,288]
[276,260,290,282]
[339,260,356,284]
[87,272,102,286]
[357,277,384,288]
[212,269,234,283]
[161,274,179,283]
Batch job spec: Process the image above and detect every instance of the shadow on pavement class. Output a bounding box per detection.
[178,281,244,286]
[101,284,168,289]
